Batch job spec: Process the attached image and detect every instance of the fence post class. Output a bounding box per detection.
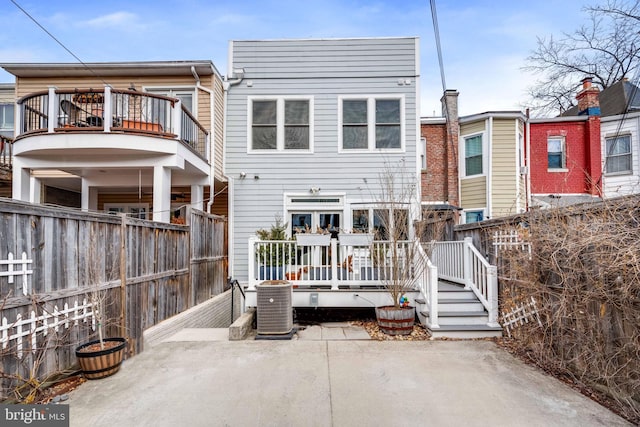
[119,214,128,341]
[463,237,473,289]
[487,265,499,327]
[330,239,338,290]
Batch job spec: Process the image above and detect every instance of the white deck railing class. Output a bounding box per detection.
[431,237,499,326]
[247,237,424,291]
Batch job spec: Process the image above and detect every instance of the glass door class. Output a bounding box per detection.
[291,211,340,236]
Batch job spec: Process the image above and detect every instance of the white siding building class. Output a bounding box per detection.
[224,37,421,284]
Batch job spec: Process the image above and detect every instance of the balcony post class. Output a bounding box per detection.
[330,238,338,290]
[103,85,112,132]
[173,99,182,138]
[47,86,57,133]
[248,236,257,290]
[152,165,171,223]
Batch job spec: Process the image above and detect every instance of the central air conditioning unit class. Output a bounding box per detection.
[256,280,293,335]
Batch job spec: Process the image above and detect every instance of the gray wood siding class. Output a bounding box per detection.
[225,38,419,282]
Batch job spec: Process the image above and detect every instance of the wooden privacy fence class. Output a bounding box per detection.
[0,199,227,400]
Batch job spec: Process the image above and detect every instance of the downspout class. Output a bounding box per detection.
[191,65,217,213]
[222,41,245,278]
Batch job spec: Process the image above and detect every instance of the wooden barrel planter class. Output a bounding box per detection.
[75,337,126,380]
[375,306,415,336]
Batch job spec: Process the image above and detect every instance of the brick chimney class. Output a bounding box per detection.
[576,77,600,116]
[441,90,460,207]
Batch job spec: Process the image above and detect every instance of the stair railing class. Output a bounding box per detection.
[431,237,499,327]
[416,242,440,329]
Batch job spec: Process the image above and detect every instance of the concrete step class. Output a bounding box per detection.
[438,299,484,312]
[421,310,490,326]
[438,282,466,292]
[428,324,503,339]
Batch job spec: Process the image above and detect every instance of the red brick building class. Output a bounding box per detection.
[529,78,602,207]
[420,90,459,211]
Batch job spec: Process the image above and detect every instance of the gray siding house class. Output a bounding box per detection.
[224,37,421,293]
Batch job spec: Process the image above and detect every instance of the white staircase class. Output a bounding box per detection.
[416,281,503,339]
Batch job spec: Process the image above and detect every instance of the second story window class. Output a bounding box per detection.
[250,97,311,151]
[0,103,14,130]
[340,96,404,151]
[464,134,483,176]
[547,137,566,169]
[605,134,632,174]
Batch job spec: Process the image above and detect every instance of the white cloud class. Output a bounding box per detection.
[80,12,144,30]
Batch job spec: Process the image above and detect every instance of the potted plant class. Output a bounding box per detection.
[75,290,126,379]
[294,224,331,246]
[372,165,428,336]
[256,218,293,280]
[75,229,127,379]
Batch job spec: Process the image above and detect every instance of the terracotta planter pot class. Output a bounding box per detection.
[375,306,415,335]
[75,337,126,380]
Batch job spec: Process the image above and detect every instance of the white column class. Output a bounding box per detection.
[103,85,112,132]
[172,99,182,138]
[30,177,42,204]
[153,165,171,223]
[81,179,98,212]
[12,159,30,202]
[190,184,203,212]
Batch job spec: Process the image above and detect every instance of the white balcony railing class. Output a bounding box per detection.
[16,87,209,160]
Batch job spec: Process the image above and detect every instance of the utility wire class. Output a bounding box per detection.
[10,0,109,86]
[430,0,447,93]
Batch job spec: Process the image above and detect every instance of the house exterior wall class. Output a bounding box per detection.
[421,121,447,202]
[460,176,487,207]
[459,119,487,219]
[225,37,419,282]
[530,118,600,195]
[491,118,521,217]
[601,112,640,197]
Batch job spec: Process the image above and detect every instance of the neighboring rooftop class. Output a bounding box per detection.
[562,78,640,117]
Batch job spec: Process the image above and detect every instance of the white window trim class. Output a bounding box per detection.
[338,94,405,153]
[247,96,314,153]
[460,131,486,178]
[604,133,632,175]
[462,208,486,224]
[547,136,566,171]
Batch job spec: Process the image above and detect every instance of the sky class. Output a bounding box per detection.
[0,0,598,117]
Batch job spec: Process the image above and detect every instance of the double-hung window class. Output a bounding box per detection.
[340,96,403,151]
[605,135,631,174]
[464,134,483,176]
[0,103,14,130]
[547,137,566,169]
[250,97,311,151]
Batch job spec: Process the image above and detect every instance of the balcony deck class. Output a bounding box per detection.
[16,88,209,159]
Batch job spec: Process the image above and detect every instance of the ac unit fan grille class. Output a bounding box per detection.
[256,283,293,335]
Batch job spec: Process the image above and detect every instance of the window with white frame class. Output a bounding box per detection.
[465,210,484,223]
[464,134,483,176]
[0,103,14,130]
[547,136,566,169]
[250,97,311,151]
[340,96,403,151]
[605,134,632,174]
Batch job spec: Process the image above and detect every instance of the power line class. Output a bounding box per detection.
[430,0,447,93]
[10,0,109,86]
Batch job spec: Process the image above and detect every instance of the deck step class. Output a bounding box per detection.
[428,324,503,339]
[437,290,477,300]
[421,310,490,326]
[438,299,484,311]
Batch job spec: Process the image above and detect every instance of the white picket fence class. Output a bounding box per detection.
[0,299,96,359]
[501,296,542,338]
[0,251,33,295]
